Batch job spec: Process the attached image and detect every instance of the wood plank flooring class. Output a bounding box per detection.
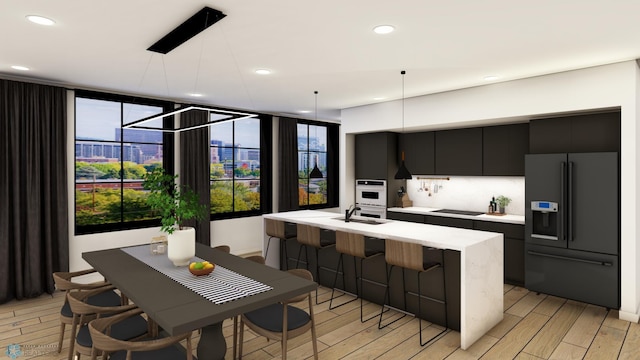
[0,283,635,359]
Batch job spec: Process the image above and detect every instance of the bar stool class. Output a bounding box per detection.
[295,224,336,304]
[329,231,385,322]
[378,239,448,346]
[264,218,296,270]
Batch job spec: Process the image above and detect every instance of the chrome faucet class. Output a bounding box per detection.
[345,205,360,222]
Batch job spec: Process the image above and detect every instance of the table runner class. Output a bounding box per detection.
[122,245,272,304]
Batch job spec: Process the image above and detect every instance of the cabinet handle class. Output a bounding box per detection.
[560,162,566,241]
[527,250,612,266]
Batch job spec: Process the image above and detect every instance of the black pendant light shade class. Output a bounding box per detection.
[395,152,412,179]
[394,71,412,179]
[309,90,324,179]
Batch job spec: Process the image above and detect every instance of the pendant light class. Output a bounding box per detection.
[309,90,324,179]
[394,70,413,179]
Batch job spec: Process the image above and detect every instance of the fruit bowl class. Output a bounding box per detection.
[188,261,215,276]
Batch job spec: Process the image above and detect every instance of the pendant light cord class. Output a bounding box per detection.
[401,70,405,131]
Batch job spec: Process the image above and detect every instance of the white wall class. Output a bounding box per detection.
[341,60,640,322]
[405,177,525,215]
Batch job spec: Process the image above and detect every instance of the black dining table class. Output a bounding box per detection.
[82,243,317,360]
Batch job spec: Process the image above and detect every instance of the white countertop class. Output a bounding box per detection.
[388,206,525,225]
[264,210,502,252]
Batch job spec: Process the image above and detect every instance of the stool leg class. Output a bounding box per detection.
[264,236,273,262]
[378,264,406,329]
[417,264,449,346]
[295,243,308,271]
[329,253,357,310]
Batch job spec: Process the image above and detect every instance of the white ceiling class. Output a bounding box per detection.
[3,0,640,121]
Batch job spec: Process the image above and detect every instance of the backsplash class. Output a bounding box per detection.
[402,176,525,215]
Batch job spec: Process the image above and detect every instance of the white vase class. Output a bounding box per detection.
[167,227,196,266]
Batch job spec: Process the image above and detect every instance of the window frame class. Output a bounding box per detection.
[297,119,338,210]
[209,114,272,221]
[74,90,175,235]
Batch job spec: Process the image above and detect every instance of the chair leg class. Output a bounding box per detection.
[233,315,238,360]
[378,264,405,329]
[57,322,65,353]
[329,254,356,310]
[264,236,274,263]
[417,262,449,346]
[295,243,308,271]
[359,256,381,322]
[238,317,245,359]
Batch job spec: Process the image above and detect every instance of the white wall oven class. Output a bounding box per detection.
[355,179,387,218]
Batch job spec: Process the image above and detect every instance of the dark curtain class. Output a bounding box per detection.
[0,79,69,304]
[326,123,340,207]
[278,117,299,212]
[180,109,211,245]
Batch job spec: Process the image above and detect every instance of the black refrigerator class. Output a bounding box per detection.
[524,152,619,309]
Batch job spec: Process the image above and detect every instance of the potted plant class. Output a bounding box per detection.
[496,195,512,214]
[143,168,207,266]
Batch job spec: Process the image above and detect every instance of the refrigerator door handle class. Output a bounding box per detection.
[559,161,566,241]
[527,251,613,266]
[568,161,574,241]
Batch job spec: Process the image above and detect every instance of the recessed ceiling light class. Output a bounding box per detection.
[299,110,311,114]
[188,93,203,97]
[373,97,386,101]
[484,75,499,81]
[373,25,395,34]
[26,15,56,26]
[11,65,30,71]
[255,69,271,75]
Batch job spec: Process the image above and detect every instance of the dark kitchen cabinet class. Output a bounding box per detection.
[424,215,474,229]
[399,132,435,175]
[474,220,525,286]
[529,111,620,154]
[387,211,425,223]
[483,123,529,176]
[355,132,398,180]
[434,128,483,175]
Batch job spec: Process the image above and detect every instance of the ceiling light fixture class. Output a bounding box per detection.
[26,15,55,26]
[147,7,226,54]
[373,25,395,34]
[255,69,271,75]
[188,93,203,97]
[11,65,30,71]
[123,106,258,133]
[309,90,324,179]
[373,97,386,101]
[394,70,412,180]
[484,75,499,81]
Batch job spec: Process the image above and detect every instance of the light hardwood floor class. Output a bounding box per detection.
[1,284,638,359]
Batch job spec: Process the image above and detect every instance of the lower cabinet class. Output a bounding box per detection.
[387,211,524,286]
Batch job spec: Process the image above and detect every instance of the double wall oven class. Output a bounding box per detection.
[355,179,387,218]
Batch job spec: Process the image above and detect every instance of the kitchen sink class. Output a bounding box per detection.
[431,209,485,216]
[332,217,387,225]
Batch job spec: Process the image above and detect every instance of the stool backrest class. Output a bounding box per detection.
[297,224,321,247]
[385,239,424,272]
[265,218,287,239]
[336,231,366,258]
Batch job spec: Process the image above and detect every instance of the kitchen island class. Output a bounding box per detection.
[263,210,503,350]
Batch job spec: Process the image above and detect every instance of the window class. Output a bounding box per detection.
[210,116,269,218]
[74,91,173,234]
[298,122,328,206]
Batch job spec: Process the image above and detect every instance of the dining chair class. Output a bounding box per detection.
[53,269,124,353]
[238,268,318,360]
[66,285,149,360]
[213,244,231,253]
[378,239,448,346]
[88,307,194,360]
[231,254,266,359]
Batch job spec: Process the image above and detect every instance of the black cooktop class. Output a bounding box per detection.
[431,209,484,216]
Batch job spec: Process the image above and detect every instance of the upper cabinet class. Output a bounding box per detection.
[355,132,398,180]
[483,123,529,176]
[398,132,435,175]
[434,128,483,175]
[529,111,620,154]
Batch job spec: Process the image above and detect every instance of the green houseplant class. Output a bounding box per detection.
[496,195,512,214]
[143,168,207,266]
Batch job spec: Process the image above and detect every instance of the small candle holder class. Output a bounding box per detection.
[150,235,167,255]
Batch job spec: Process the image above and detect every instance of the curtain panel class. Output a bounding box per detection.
[278,117,300,212]
[0,79,69,304]
[180,109,211,245]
